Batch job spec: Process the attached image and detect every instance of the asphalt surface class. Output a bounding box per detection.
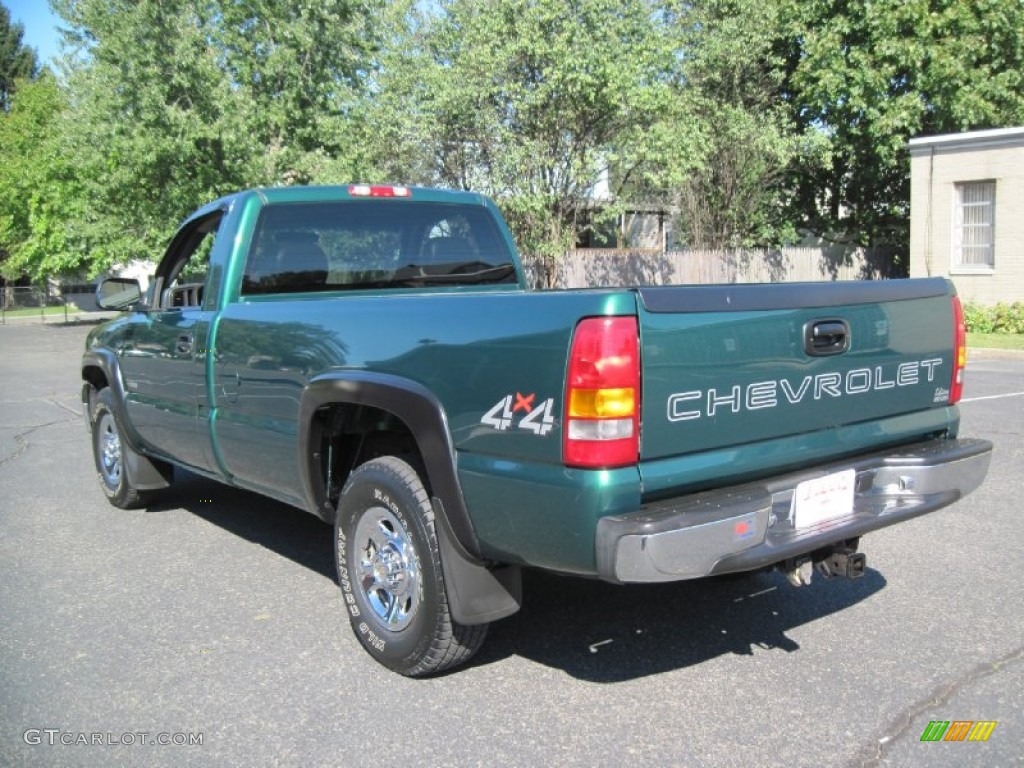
[1,321,1021,768]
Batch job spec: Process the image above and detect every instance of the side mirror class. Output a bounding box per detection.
[96,277,143,310]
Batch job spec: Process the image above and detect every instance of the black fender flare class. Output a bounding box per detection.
[297,372,521,625]
[81,349,171,491]
[298,371,481,557]
[82,349,131,434]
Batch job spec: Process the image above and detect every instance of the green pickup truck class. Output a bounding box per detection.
[83,184,992,676]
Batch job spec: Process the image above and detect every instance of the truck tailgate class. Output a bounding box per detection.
[637,278,957,465]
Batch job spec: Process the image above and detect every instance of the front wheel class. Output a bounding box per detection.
[90,387,148,509]
[335,456,487,676]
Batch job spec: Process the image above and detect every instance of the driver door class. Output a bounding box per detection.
[118,212,222,471]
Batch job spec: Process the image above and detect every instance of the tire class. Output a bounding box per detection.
[335,456,488,676]
[90,387,148,509]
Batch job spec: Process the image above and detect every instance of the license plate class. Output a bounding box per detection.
[792,469,856,529]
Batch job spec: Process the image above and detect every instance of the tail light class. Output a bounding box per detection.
[950,295,966,404]
[564,316,640,468]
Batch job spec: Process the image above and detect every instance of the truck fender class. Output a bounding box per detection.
[298,371,481,556]
[81,350,172,491]
[298,372,522,624]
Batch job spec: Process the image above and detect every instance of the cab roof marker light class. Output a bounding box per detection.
[348,184,412,198]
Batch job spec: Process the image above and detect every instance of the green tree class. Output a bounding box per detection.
[668,0,823,249]
[0,73,82,282]
[778,0,1024,251]
[0,3,38,112]
[38,0,380,277]
[364,0,698,278]
[51,0,247,272]
[216,0,382,184]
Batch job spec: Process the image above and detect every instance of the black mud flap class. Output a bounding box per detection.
[433,497,522,625]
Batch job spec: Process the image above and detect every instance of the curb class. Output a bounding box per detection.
[968,347,1024,361]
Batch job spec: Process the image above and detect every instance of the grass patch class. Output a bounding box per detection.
[968,332,1024,351]
[0,304,84,318]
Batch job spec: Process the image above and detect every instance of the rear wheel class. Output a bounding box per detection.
[335,456,487,676]
[90,387,148,509]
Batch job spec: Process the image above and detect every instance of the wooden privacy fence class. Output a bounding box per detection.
[524,246,898,289]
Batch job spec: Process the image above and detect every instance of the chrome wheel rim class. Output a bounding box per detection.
[353,506,420,631]
[97,412,122,487]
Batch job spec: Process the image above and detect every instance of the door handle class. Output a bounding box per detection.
[176,334,193,356]
[804,319,850,356]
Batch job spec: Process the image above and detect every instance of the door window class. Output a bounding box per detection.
[150,212,223,310]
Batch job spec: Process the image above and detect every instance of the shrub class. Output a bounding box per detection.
[962,301,994,333]
[962,301,1024,334]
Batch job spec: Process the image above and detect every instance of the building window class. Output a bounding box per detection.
[953,181,995,271]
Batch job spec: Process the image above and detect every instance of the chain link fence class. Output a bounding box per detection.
[0,284,103,325]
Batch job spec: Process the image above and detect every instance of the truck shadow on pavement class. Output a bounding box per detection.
[145,470,337,581]
[155,470,887,683]
[476,566,886,682]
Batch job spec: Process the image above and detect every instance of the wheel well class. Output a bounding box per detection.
[82,366,108,392]
[311,403,425,511]
[82,366,109,421]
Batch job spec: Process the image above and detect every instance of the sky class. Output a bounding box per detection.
[5,1,64,68]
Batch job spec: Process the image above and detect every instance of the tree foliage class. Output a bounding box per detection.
[669,0,826,249]
[33,0,381,276]
[778,0,1024,247]
[215,0,381,183]
[0,5,46,281]
[2,0,1024,282]
[48,0,239,273]
[0,3,38,112]
[0,73,82,281]
[364,0,698,272]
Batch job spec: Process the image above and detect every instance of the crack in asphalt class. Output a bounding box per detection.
[0,414,80,467]
[47,397,83,418]
[850,645,1024,767]
[0,396,82,414]
[0,432,30,467]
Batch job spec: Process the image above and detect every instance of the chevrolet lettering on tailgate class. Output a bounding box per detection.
[667,357,947,421]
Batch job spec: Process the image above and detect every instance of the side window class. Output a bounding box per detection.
[151,212,222,310]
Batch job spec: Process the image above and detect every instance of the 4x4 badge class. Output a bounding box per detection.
[481,393,556,436]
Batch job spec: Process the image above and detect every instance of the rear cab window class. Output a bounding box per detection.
[241,201,518,295]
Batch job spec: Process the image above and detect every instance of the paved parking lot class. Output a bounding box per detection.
[1,321,1021,767]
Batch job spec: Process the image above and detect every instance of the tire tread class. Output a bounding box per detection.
[91,387,149,509]
[338,456,487,677]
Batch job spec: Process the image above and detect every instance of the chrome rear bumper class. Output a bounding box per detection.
[595,438,993,583]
